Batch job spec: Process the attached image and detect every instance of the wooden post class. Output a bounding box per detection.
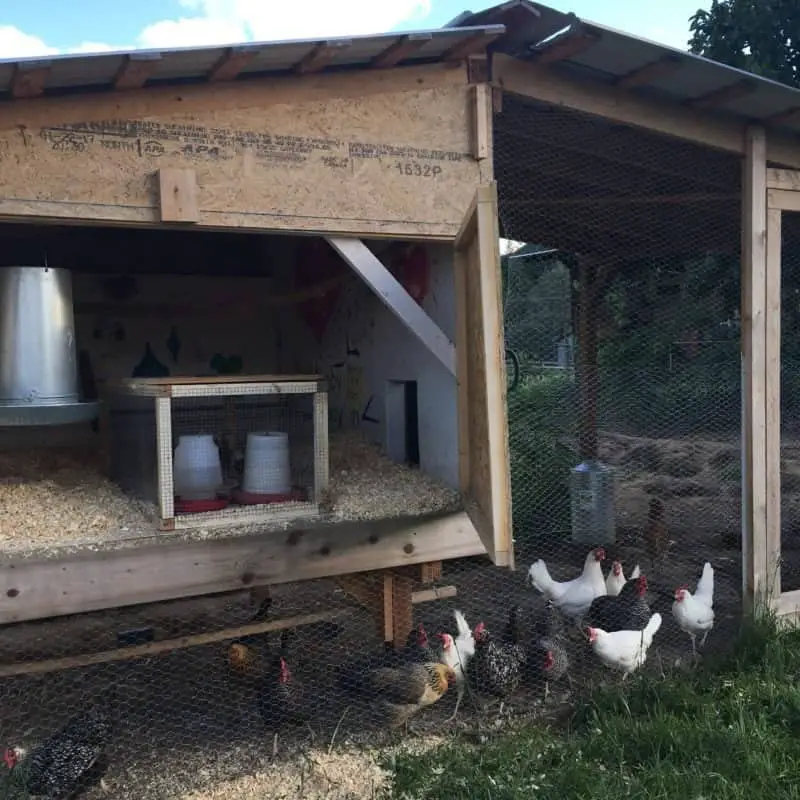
[577,255,599,461]
[741,125,769,611]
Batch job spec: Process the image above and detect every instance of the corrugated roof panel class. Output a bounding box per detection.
[0,25,504,99]
[454,1,800,135]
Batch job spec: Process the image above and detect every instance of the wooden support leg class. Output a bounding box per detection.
[419,561,442,584]
[390,571,414,650]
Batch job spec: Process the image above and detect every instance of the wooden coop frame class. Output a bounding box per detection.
[487,52,797,619]
[0,26,514,656]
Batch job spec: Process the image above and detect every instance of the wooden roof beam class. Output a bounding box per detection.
[441,29,504,62]
[492,53,800,168]
[208,47,258,82]
[686,78,758,111]
[114,53,161,90]
[765,107,800,128]
[370,33,432,69]
[10,62,51,99]
[531,32,599,66]
[294,41,352,75]
[616,55,683,89]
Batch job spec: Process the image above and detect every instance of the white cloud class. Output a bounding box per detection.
[0,25,58,58]
[138,0,433,49]
[2,0,434,63]
[68,41,119,54]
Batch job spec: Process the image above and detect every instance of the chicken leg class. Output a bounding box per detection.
[445,686,465,723]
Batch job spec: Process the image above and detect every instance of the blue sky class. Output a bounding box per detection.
[0,0,709,58]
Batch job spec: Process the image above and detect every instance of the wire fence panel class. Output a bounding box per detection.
[0,95,747,800]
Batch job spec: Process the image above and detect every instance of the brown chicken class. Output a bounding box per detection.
[348,662,456,729]
[644,497,668,570]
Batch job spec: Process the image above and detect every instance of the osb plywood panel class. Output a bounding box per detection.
[0,65,481,238]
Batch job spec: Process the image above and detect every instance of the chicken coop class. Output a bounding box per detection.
[0,23,513,656]
[3,3,800,797]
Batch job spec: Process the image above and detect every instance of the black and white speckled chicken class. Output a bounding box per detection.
[506,604,569,700]
[467,621,527,708]
[586,574,651,633]
[3,703,112,799]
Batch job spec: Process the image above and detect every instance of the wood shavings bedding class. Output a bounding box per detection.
[327,430,461,521]
[0,448,157,552]
[0,432,461,554]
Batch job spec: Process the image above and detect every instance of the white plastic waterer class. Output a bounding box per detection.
[173,434,223,500]
[242,431,291,495]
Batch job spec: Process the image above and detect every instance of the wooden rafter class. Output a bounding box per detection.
[686,78,758,111]
[616,55,683,89]
[208,47,258,81]
[293,41,352,75]
[441,29,503,62]
[370,33,432,69]
[114,53,161,90]
[532,32,599,65]
[10,63,51,99]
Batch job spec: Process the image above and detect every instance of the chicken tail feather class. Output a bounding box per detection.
[695,562,714,605]
[643,612,663,646]
[630,564,641,580]
[527,559,554,596]
[453,609,471,640]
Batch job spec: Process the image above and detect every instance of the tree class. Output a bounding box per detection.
[688,0,800,88]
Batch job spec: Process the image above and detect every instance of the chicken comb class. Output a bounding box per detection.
[473,621,486,635]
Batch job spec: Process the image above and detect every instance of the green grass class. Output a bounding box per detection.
[386,616,800,799]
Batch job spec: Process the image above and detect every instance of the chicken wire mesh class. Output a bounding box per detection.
[495,97,742,681]
[780,212,800,595]
[0,97,749,800]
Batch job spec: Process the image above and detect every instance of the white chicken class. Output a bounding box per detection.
[672,561,715,658]
[586,612,662,678]
[434,610,475,721]
[527,547,607,621]
[605,561,641,596]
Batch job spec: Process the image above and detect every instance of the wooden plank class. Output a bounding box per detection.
[453,226,471,494]
[0,609,346,678]
[768,189,800,212]
[492,53,800,168]
[294,41,352,75]
[775,588,800,619]
[208,47,258,82]
[155,396,174,527]
[370,34,432,69]
[616,56,682,89]
[741,126,769,610]
[471,84,491,161]
[326,237,456,375]
[158,167,199,223]
[114,53,160,91]
[412,585,457,604]
[0,64,476,238]
[765,206,782,603]
[453,183,513,569]
[11,63,51,99]
[114,374,322,386]
[313,391,330,502]
[0,512,485,625]
[768,169,800,191]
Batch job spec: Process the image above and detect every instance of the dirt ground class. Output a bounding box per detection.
[0,430,750,799]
